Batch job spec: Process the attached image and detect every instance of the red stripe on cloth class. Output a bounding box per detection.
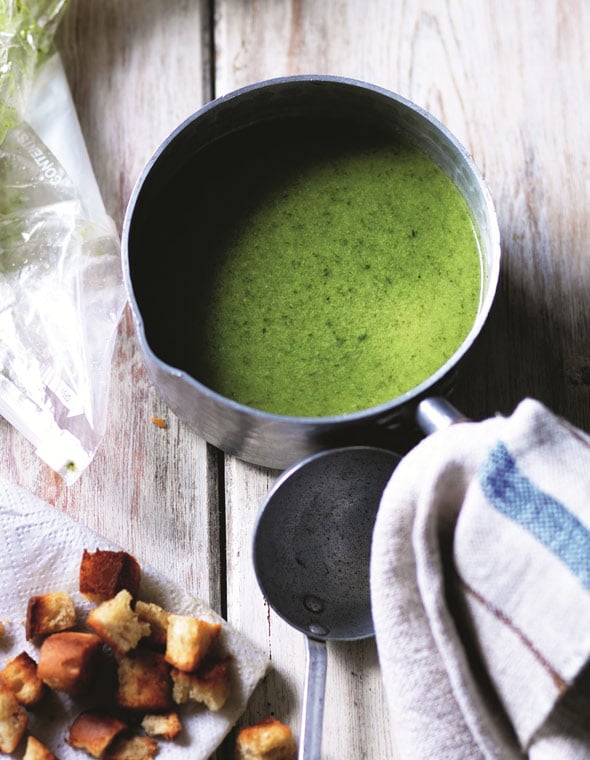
[458,575,567,694]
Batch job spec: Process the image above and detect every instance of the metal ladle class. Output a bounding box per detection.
[252,397,462,759]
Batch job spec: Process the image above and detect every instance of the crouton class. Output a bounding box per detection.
[116,648,173,712]
[23,735,57,760]
[103,735,158,760]
[165,614,221,672]
[0,651,46,707]
[135,601,169,648]
[80,549,141,601]
[26,591,76,639]
[141,711,182,740]
[235,717,296,760]
[0,683,28,753]
[171,658,231,711]
[67,710,128,758]
[87,590,151,657]
[37,631,102,695]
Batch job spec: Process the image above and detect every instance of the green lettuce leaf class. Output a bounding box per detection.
[0,0,70,143]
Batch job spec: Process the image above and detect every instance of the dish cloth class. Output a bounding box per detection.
[0,477,269,759]
[371,398,590,759]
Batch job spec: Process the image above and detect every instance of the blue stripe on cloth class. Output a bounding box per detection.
[480,441,590,591]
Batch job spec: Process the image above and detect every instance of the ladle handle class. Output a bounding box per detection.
[299,636,327,760]
[416,396,466,435]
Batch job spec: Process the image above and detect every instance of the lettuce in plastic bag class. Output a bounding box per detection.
[0,0,69,142]
[0,1,126,482]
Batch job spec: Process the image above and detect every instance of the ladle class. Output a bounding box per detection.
[252,397,462,759]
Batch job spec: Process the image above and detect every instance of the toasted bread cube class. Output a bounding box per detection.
[0,651,46,707]
[23,735,58,760]
[104,735,158,760]
[80,549,141,601]
[37,631,102,696]
[67,711,127,758]
[165,614,221,672]
[0,684,28,753]
[26,591,76,639]
[135,601,170,648]
[87,590,151,657]
[141,711,182,740]
[235,717,296,760]
[171,658,231,711]
[116,648,173,712]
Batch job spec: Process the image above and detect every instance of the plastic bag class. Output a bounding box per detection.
[0,3,125,482]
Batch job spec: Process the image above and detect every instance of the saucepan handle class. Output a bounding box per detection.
[416,396,468,435]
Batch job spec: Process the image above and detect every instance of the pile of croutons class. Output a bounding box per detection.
[0,548,231,759]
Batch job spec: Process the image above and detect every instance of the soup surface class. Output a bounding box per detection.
[162,121,481,417]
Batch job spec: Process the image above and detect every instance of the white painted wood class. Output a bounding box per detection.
[0,1,588,758]
[216,2,590,757]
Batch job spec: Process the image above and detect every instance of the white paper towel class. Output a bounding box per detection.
[0,477,269,758]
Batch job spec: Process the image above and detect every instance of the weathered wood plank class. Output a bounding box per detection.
[216,1,590,757]
[0,0,218,603]
[58,0,219,600]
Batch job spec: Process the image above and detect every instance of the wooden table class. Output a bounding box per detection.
[2,1,588,758]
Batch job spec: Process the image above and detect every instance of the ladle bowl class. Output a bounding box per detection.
[253,445,400,641]
[253,445,400,759]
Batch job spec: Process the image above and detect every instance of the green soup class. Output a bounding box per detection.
[167,121,481,417]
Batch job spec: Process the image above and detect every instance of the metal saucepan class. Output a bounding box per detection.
[122,76,500,469]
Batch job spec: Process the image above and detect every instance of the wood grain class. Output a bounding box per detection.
[0,1,588,758]
[215,1,590,757]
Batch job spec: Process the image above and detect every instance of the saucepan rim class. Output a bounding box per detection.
[121,73,501,428]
